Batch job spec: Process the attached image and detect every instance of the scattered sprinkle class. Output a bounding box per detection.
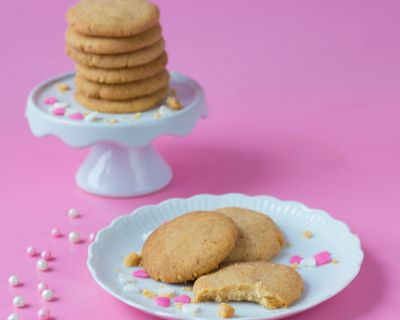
[52,107,65,116]
[68,208,79,219]
[300,257,317,267]
[8,275,20,287]
[41,289,54,301]
[218,303,235,318]
[332,258,339,264]
[40,251,52,261]
[51,228,62,237]
[56,83,70,93]
[124,252,142,267]
[53,101,69,109]
[118,273,136,284]
[37,308,51,320]
[122,283,141,294]
[37,282,48,293]
[289,255,303,264]
[12,296,25,308]
[154,296,171,307]
[175,303,183,310]
[44,97,57,105]
[315,251,332,266]
[153,111,162,119]
[69,112,84,120]
[181,304,200,315]
[36,259,49,271]
[132,269,149,279]
[84,112,99,122]
[68,231,80,244]
[174,294,191,304]
[89,232,96,242]
[7,313,20,320]
[157,287,176,298]
[303,230,313,239]
[142,289,156,298]
[166,96,183,110]
[26,245,37,256]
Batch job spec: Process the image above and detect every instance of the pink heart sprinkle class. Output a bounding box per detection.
[290,255,303,264]
[132,269,149,278]
[154,296,171,307]
[44,97,57,105]
[52,108,65,116]
[174,295,191,304]
[314,251,332,266]
[69,113,84,120]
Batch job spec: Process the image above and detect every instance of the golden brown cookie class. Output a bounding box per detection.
[216,207,285,264]
[66,0,160,37]
[65,24,162,54]
[75,86,169,113]
[193,261,304,309]
[75,70,170,101]
[76,52,168,84]
[66,38,165,69]
[141,211,239,284]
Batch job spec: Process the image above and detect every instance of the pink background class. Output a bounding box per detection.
[1,0,399,318]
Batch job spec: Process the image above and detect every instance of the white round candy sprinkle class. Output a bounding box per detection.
[36,259,49,271]
[68,231,80,243]
[122,283,141,294]
[8,275,19,287]
[12,296,25,308]
[26,245,37,256]
[89,232,96,242]
[7,313,20,320]
[51,228,62,237]
[37,282,48,293]
[68,208,79,218]
[300,257,317,267]
[41,251,52,261]
[37,308,51,320]
[41,289,54,301]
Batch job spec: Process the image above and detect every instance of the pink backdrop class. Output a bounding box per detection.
[1,0,399,318]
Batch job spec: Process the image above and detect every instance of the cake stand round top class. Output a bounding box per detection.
[26,71,207,148]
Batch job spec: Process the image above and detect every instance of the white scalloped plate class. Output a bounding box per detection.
[88,194,363,320]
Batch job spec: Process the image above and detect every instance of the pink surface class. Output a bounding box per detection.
[0,0,399,318]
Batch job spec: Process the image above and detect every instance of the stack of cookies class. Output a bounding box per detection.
[66,0,170,114]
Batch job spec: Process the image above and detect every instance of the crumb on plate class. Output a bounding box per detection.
[303,230,313,239]
[142,289,156,298]
[124,252,142,267]
[166,96,183,110]
[218,303,235,318]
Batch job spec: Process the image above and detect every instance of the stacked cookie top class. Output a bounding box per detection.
[66,0,169,113]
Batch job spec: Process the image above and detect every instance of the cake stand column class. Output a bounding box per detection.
[76,142,172,197]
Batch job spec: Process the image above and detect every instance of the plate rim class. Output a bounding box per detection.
[87,193,364,320]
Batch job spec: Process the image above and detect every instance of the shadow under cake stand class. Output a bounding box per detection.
[25,72,207,197]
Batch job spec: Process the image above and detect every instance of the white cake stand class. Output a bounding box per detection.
[25,72,207,197]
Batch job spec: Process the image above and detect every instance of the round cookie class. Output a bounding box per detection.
[141,211,239,284]
[66,38,165,69]
[66,0,160,37]
[65,24,162,54]
[75,70,170,101]
[216,207,285,263]
[76,52,168,84]
[75,86,169,113]
[193,261,304,309]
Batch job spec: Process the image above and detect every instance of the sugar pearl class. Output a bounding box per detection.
[36,259,49,271]
[89,232,96,242]
[68,208,79,218]
[68,231,80,243]
[41,251,52,261]
[26,245,37,256]
[51,228,62,237]
[12,296,25,308]
[37,308,51,320]
[41,289,54,301]
[37,282,48,293]
[8,275,20,287]
[7,313,20,320]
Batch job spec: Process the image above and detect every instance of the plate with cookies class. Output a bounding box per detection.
[88,194,363,319]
